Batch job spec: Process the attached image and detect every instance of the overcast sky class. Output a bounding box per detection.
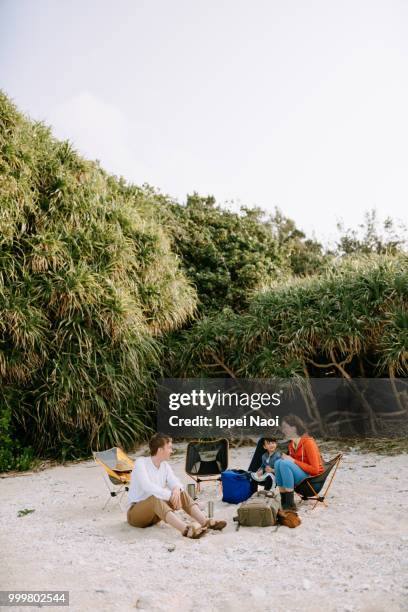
[1,0,407,243]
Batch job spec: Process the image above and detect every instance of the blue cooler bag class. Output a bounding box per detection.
[221,469,255,504]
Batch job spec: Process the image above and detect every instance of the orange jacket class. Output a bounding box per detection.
[288,435,323,476]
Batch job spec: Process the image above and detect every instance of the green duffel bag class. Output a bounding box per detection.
[233,490,281,528]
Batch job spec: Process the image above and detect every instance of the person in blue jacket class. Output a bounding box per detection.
[252,437,281,491]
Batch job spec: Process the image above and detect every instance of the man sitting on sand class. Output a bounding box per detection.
[127,433,227,539]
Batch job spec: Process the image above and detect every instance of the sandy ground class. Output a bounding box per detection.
[1,444,408,612]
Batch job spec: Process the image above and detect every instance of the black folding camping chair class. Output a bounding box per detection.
[295,453,342,510]
[185,438,229,493]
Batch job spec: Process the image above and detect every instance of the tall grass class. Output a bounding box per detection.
[0,92,196,466]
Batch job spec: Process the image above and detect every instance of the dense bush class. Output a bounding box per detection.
[0,400,33,472]
[266,208,332,277]
[0,92,196,467]
[170,255,408,380]
[158,194,285,313]
[1,90,407,469]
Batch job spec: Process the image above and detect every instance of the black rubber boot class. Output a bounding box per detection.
[263,475,273,491]
[281,491,296,510]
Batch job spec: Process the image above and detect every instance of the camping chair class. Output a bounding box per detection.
[185,438,229,493]
[295,453,342,510]
[93,447,134,510]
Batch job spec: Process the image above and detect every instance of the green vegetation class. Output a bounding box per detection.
[0,401,34,471]
[17,508,35,517]
[1,91,407,470]
[336,209,408,256]
[0,92,195,469]
[161,194,283,313]
[160,194,330,314]
[171,255,407,380]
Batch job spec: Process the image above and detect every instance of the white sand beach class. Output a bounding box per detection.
[1,444,407,612]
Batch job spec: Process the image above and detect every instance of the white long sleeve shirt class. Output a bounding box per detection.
[127,456,183,509]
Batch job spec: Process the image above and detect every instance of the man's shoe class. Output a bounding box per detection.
[205,518,227,531]
[183,523,207,539]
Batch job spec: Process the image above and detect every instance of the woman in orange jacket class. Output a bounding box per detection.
[275,414,324,510]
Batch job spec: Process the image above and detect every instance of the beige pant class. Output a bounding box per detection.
[127,490,198,527]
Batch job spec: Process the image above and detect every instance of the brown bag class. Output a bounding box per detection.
[235,491,281,527]
[277,509,301,528]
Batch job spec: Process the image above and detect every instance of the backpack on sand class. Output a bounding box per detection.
[233,490,281,528]
[233,490,301,530]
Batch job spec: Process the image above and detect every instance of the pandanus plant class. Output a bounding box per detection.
[170,255,407,433]
[0,92,196,461]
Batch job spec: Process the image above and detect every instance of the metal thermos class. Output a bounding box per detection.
[208,501,214,518]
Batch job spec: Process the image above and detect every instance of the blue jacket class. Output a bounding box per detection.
[260,450,281,472]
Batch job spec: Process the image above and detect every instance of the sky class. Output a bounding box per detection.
[1,0,407,244]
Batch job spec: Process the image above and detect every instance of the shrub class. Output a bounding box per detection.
[0,92,196,459]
